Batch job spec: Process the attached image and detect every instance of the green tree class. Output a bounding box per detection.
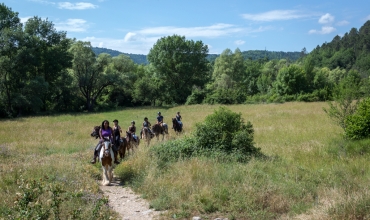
[324,70,363,131]
[102,54,137,107]
[0,3,23,116]
[147,35,209,104]
[345,97,370,140]
[274,64,306,95]
[22,17,73,112]
[132,64,167,106]
[69,41,119,111]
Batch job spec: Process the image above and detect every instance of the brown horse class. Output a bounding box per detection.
[141,127,152,147]
[124,131,139,155]
[116,137,129,161]
[172,118,182,134]
[100,138,113,185]
[152,123,168,141]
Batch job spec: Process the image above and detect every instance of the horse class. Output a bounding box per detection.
[100,138,114,186]
[116,137,129,161]
[124,131,138,156]
[152,123,168,141]
[141,127,152,147]
[92,125,127,163]
[172,118,182,134]
[91,126,100,139]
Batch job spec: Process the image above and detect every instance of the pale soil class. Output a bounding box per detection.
[100,176,164,220]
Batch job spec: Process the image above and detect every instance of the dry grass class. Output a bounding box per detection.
[1,102,369,219]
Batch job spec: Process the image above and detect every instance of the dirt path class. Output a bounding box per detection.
[100,177,163,220]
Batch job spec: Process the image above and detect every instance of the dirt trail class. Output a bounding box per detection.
[100,177,163,220]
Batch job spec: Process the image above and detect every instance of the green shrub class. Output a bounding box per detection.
[151,107,260,163]
[345,97,370,140]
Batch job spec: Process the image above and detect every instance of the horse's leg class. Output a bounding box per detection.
[108,165,113,184]
[120,143,126,160]
[102,165,108,185]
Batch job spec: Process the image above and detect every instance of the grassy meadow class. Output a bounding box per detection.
[0,102,369,219]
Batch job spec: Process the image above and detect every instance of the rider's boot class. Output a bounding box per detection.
[90,155,97,164]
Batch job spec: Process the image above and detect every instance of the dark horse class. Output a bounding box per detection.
[90,126,101,139]
[152,123,168,141]
[172,118,182,133]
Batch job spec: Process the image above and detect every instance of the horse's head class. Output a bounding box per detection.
[91,126,100,139]
[102,139,111,158]
[172,118,178,126]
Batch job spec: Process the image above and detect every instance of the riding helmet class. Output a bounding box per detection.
[131,121,135,124]
[113,119,118,122]
[144,117,148,120]
[158,112,161,114]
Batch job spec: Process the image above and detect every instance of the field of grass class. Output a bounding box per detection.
[1,102,369,219]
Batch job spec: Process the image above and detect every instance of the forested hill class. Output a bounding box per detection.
[92,47,301,64]
[92,47,148,64]
[307,20,370,72]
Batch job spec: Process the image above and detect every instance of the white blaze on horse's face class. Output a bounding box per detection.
[103,141,111,157]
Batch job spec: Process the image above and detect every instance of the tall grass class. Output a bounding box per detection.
[114,103,370,219]
[1,103,369,219]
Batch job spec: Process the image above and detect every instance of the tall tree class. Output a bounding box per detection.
[147,35,209,104]
[69,41,119,111]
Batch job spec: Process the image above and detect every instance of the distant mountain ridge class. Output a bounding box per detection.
[92,47,148,64]
[92,47,301,65]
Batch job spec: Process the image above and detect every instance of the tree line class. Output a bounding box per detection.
[1,3,370,118]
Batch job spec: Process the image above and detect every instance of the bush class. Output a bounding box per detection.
[151,107,260,163]
[345,97,370,140]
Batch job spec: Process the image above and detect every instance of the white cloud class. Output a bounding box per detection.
[20,16,32,23]
[336,20,349,26]
[319,13,335,24]
[235,40,245,46]
[82,36,154,54]
[241,10,307,22]
[55,19,89,32]
[309,26,336,34]
[28,0,55,5]
[124,32,138,42]
[82,24,273,54]
[135,23,245,38]
[58,2,98,10]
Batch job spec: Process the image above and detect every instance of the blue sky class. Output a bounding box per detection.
[3,0,370,55]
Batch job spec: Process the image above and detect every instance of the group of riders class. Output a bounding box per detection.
[90,111,183,165]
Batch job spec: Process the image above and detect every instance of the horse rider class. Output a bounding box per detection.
[157,112,164,126]
[91,120,120,165]
[175,111,183,129]
[128,121,138,142]
[112,119,123,156]
[140,117,153,138]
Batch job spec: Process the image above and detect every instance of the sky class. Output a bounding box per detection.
[3,0,370,55]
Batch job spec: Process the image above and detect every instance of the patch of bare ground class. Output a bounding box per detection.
[100,176,164,220]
